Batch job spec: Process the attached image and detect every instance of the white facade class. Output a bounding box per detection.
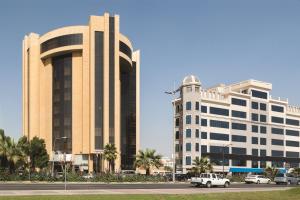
[173,75,300,174]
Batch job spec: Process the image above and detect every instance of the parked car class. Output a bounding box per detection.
[164,173,189,182]
[191,173,230,188]
[245,175,271,184]
[274,173,300,185]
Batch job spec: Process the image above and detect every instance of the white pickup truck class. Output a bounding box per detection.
[191,173,230,188]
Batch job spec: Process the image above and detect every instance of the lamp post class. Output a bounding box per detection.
[165,85,180,183]
[222,143,232,177]
[52,136,68,177]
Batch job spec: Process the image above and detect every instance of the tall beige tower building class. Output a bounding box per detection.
[22,13,140,172]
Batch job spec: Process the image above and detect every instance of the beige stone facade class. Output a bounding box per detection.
[22,13,140,172]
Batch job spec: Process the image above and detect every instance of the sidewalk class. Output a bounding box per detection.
[0,187,290,196]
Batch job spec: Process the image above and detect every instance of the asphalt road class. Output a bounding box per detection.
[0,182,298,190]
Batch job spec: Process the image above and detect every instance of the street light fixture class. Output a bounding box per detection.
[165,85,180,183]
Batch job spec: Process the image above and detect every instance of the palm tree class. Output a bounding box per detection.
[5,137,21,172]
[292,168,300,176]
[0,132,22,172]
[191,157,213,176]
[0,130,8,167]
[265,166,279,181]
[134,149,162,175]
[103,143,118,173]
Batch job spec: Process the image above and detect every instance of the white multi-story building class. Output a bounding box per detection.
[173,75,300,174]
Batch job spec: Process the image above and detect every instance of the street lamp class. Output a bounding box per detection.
[52,136,68,177]
[222,143,232,177]
[165,85,180,183]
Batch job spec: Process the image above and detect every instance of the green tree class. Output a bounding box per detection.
[103,143,118,173]
[134,149,162,176]
[29,137,49,170]
[191,157,213,176]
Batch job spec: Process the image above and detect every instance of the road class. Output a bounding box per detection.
[0,182,298,190]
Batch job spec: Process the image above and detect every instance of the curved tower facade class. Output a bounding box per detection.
[22,13,140,172]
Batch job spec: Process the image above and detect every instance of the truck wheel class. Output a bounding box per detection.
[224,182,229,188]
[206,182,212,188]
[257,180,260,184]
[297,181,300,185]
[287,181,291,185]
[267,180,271,184]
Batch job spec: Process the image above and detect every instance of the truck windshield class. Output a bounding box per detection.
[275,174,284,177]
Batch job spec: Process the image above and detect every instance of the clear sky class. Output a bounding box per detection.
[1,0,300,157]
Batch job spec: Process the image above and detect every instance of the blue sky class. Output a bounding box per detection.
[1,0,300,157]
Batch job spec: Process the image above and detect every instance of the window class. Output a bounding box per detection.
[252,137,258,144]
[175,144,179,152]
[286,140,299,147]
[209,147,230,166]
[41,33,83,53]
[210,146,229,154]
[286,151,299,158]
[195,143,199,152]
[232,147,246,155]
[195,129,199,138]
[210,133,229,141]
[260,126,267,134]
[232,110,247,118]
[286,129,299,137]
[209,107,229,116]
[252,113,258,121]
[252,125,258,133]
[271,116,284,124]
[201,132,207,139]
[195,86,200,92]
[201,106,207,113]
[175,131,180,140]
[260,115,267,122]
[210,120,229,129]
[271,105,284,113]
[195,102,200,110]
[232,159,247,166]
[231,98,247,106]
[186,143,191,151]
[260,138,267,145]
[186,129,191,138]
[286,118,299,126]
[186,156,191,165]
[232,135,247,142]
[260,149,267,156]
[271,127,284,135]
[232,122,247,130]
[272,150,283,157]
[260,103,267,111]
[175,118,180,127]
[186,86,192,93]
[120,41,132,59]
[201,145,207,153]
[252,102,259,109]
[252,149,258,156]
[195,115,199,124]
[186,115,191,124]
[272,139,284,146]
[186,102,192,110]
[252,90,268,99]
[201,118,207,126]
